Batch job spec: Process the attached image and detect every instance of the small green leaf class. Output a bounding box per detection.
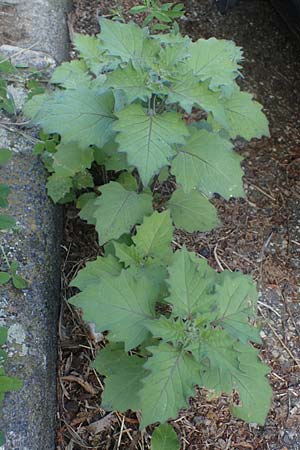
[113,242,141,267]
[166,247,216,317]
[146,317,186,346]
[0,328,7,346]
[133,211,173,262]
[116,172,138,192]
[167,188,220,232]
[93,343,147,412]
[0,184,10,208]
[0,272,11,285]
[0,431,5,446]
[46,173,73,203]
[100,18,159,68]
[52,143,94,177]
[151,423,180,450]
[212,271,261,343]
[94,182,153,245]
[12,274,27,290]
[129,5,148,13]
[73,34,108,75]
[0,214,16,230]
[114,104,189,186]
[51,60,91,89]
[104,61,151,103]
[0,148,12,165]
[70,269,157,350]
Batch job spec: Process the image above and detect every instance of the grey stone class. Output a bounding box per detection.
[0,0,70,449]
[0,0,71,63]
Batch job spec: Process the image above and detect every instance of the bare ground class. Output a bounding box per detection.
[57,1,300,449]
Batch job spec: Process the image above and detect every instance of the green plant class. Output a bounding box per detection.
[71,212,271,430]
[0,55,16,115]
[24,18,271,445]
[0,148,27,289]
[0,327,23,445]
[129,1,185,31]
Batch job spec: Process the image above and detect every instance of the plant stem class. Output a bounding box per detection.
[0,244,10,270]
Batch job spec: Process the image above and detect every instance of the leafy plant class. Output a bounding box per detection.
[23,17,271,446]
[24,18,269,242]
[0,54,16,115]
[71,212,271,431]
[0,327,23,445]
[0,149,27,289]
[129,1,185,31]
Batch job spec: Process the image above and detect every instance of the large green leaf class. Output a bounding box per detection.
[133,210,173,262]
[212,271,261,344]
[104,62,151,103]
[50,60,91,89]
[151,423,180,450]
[186,38,242,89]
[197,330,271,425]
[140,343,199,428]
[114,104,189,186]
[220,88,269,140]
[52,142,94,177]
[70,269,157,350]
[93,343,147,412]
[70,255,122,290]
[100,18,159,67]
[93,181,153,245]
[26,89,115,149]
[166,247,216,317]
[171,128,245,199]
[167,188,220,232]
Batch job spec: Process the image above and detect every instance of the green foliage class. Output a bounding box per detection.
[129,1,185,32]
[0,54,16,115]
[71,213,271,430]
[24,18,269,235]
[24,17,271,443]
[0,327,23,444]
[0,150,27,289]
[151,423,180,450]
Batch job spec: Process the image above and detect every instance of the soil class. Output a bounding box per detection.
[57,1,300,449]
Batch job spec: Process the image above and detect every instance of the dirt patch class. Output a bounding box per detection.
[57,1,300,449]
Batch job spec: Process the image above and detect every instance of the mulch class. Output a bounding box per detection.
[57,1,300,448]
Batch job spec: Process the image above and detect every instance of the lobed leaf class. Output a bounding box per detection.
[52,142,94,177]
[100,18,159,68]
[93,181,153,245]
[166,247,216,317]
[70,255,122,290]
[93,343,147,412]
[140,343,200,428]
[114,104,189,186]
[171,128,245,199]
[70,269,157,350]
[186,38,242,89]
[167,188,220,232]
[151,423,180,450]
[25,89,115,149]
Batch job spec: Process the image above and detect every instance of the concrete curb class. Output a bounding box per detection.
[0,1,71,449]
